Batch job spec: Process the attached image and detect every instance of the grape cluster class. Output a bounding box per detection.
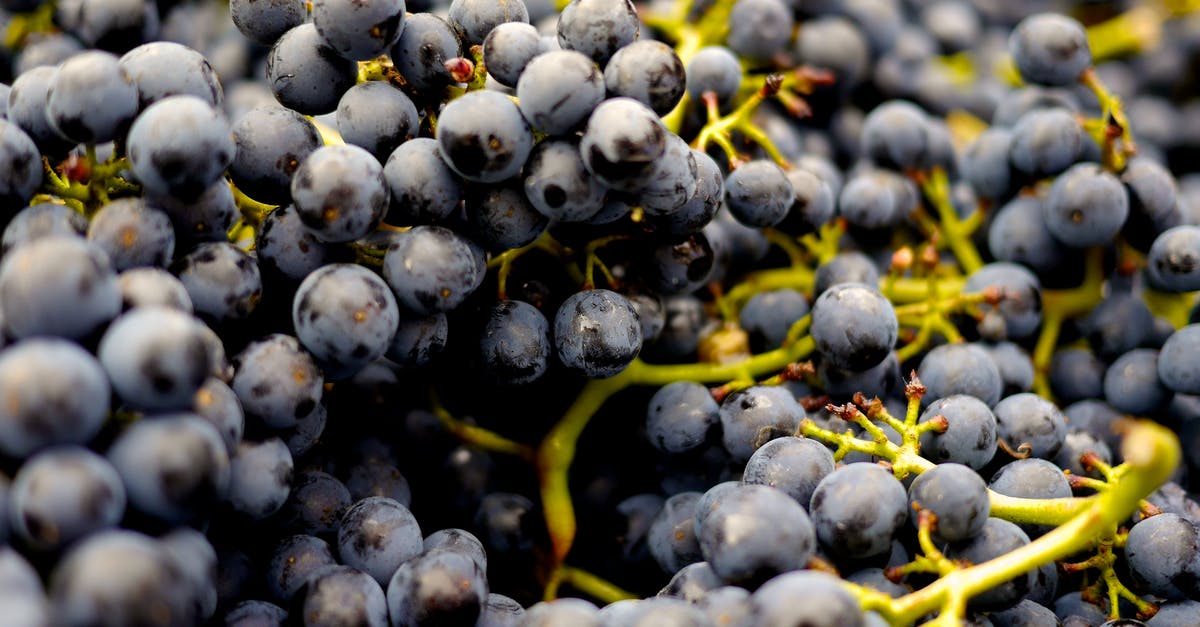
[0,0,1199,626]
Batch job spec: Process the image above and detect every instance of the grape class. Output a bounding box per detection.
[1009,107,1084,179]
[227,438,293,520]
[256,205,343,284]
[838,169,915,230]
[988,196,1065,274]
[479,593,524,626]
[10,446,126,551]
[290,144,389,243]
[337,497,423,588]
[814,251,880,298]
[1009,13,1091,87]
[947,518,1035,611]
[0,339,110,459]
[7,66,77,159]
[743,436,836,508]
[650,233,716,294]
[523,137,609,223]
[87,198,175,270]
[992,393,1067,460]
[71,0,159,53]
[466,182,549,251]
[302,566,389,627]
[383,137,462,226]
[0,236,120,340]
[579,97,668,192]
[229,0,306,45]
[118,41,222,109]
[557,0,638,64]
[386,313,449,367]
[382,225,486,315]
[639,133,699,216]
[985,342,1036,396]
[553,288,643,378]
[644,381,719,455]
[98,306,211,411]
[3,203,87,253]
[811,282,898,371]
[918,343,1004,407]
[46,50,139,144]
[604,40,686,115]
[311,0,404,61]
[267,534,338,602]
[1044,163,1129,247]
[738,288,810,351]
[718,385,804,462]
[436,90,533,184]
[908,462,990,543]
[285,470,353,537]
[522,598,601,626]
[112,269,188,315]
[750,570,865,627]
[724,160,794,228]
[1148,600,1200,626]
[192,378,244,456]
[172,242,261,323]
[151,178,238,246]
[517,50,604,135]
[725,0,793,61]
[224,600,288,626]
[336,82,419,163]
[386,548,488,626]
[810,463,908,559]
[963,127,1015,200]
[918,395,997,469]
[479,299,552,385]
[685,46,742,103]
[782,166,837,234]
[1160,324,1200,394]
[1122,157,1181,251]
[793,16,870,89]
[448,0,528,46]
[647,492,702,574]
[266,24,358,115]
[293,263,401,380]
[696,484,816,587]
[964,260,1041,338]
[423,528,487,571]
[659,562,722,603]
[50,531,194,627]
[1105,348,1172,416]
[1148,226,1200,292]
[653,150,724,237]
[484,22,541,88]
[1125,513,1200,600]
[862,100,932,171]
[389,13,460,92]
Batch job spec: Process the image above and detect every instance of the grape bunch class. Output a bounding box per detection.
[0,0,1199,626]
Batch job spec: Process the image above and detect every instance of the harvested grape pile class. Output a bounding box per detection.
[1,0,1200,625]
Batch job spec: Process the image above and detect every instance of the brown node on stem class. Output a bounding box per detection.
[1078,450,1104,472]
[904,372,927,401]
[980,285,1005,306]
[761,74,784,97]
[798,394,830,412]
[852,392,884,419]
[925,414,949,434]
[825,402,863,422]
[780,361,815,381]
